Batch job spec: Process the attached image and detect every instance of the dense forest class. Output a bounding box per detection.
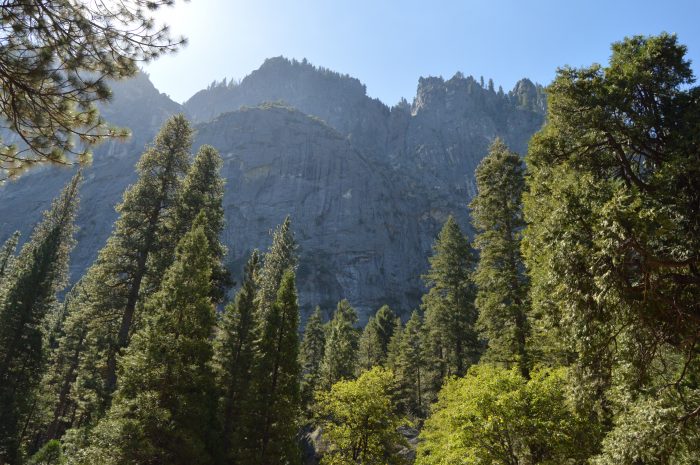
[0,16,699,465]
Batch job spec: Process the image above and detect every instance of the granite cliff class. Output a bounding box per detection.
[0,58,545,320]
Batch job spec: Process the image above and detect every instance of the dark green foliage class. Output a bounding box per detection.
[373,305,397,356]
[256,216,297,314]
[27,440,64,465]
[421,216,478,399]
[76,221,219,465]
[523,33,700,462]
[319,300,359,390]
[357,316,384,372]
[385,318,403,373]
[151,144,230,301]
[0,231,20,280]
[0,172,80,463]
[0,1,183,178]
[56,115,192,429]
[213,250,260,462]
[299,306,326,410]
[243,270,302,465]
[393,311,425,416]
[470,139,530,377]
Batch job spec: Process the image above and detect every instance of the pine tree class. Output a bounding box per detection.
[394,311,425,416]
[243,270,302,465]
[357,316,384,373]
[256,216,297,314]
[28,281,90,451]
[470,139,530,377]
[150,143,230,301]
[299,306,326,410]
[421,216,478,399]
[0,172,81,464]
[0,231,20,281]
[374,305,397,358]
[319,300,359,390]
[385,318,404,373]
[213,250,260,463]
[56,115,193,429]
[76,220,219,465]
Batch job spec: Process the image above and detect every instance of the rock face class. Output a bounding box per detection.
[0,58,545,321]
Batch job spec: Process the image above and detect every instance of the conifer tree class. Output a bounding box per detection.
[421,216,478,399]
[150,143,230,300]
[299,306,326,410]
[385,318,404,373]
[0,231,20,281]
[213,250,260,462]
[29,281,90,450]
[76,220,219,465]
[374,305,397,357]
[242,270,302,465]
[0,172,81,464]
[319,300,359,390]
[357,316,384,373]
[256,216,297,314]
[470,139,530,377]
[394,311,425,416]
[56,115,192,428]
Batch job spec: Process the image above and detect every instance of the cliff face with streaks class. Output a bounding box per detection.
[0,58,545,320]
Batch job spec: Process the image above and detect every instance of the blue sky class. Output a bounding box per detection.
[146,0,700,105]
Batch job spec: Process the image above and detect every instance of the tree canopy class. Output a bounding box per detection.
[0,0,184,179]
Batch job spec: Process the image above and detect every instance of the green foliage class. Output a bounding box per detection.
[152,144,230,301]
[357,316,384,372]
[0,173,80,463]
[0,231,20,280]
[385,318,403,373]
[243,270,302,465]
[0,0,183,178]
[470,139,530,377]
[421,216,478,399]
[374,305,397,356]
[75,221,219,465]
[213,250,260,462]
[319,300,359,390]
[27,440,65,465]
[417,365,594,465]
[523,33,700,461]
[299,306,326,410]
[316,367,407,465]
[255,216,297,315]
[54,115,193,430]
[393,311,426,416]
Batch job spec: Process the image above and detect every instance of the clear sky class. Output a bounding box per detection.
[145,0,700,105]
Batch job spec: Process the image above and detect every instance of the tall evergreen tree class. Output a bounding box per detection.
[299,306,326,410]
[319,300,359,390]
[385,318,404,373]
[421,216,478,399]
[470,139,530,377]
[0,172,81,464]
[76,220,219,465]
[374,305,397,357]
[394,311,425,416]
[150,144,230,300]
[357,316,384,373]
[0,231,20,281]
[256,216,297,314]
[242,270,302,465]
[213,250,260,463]
[56,115,193,429]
